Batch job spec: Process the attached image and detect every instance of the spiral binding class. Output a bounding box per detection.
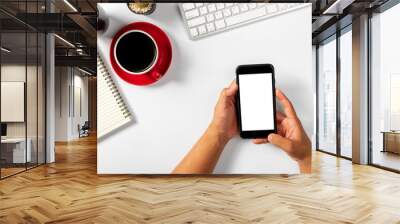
[97,54,131,118]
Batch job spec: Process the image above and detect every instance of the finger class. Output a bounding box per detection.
[221,87,228,96]
[277,124,284,135]
[276,89,298,119]
[217,88,229,106]
[252,138,268,144]
[268,133,293,153]
[276,111,286,122]
[226,80,238,97]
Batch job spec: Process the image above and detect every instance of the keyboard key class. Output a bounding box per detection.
[208,4,216,12]
[215,11,223,19]
[288,3,300,8]
[206,23,215,32]
[190,28,198,37]
[187,16,206,27]
[195,3,203,7]
[226,3,233,7]
[240,4,249,12]
[198,25,206,34]
[216,3,224,10]
[185,9,199,19]
[199,6,207,15]
[267,4,277,13]
[232,6,240,14]
[215,20,226,29]
[278,4,288,10]
[182,3,195,11]
[206,14,214,22]
[223,9,231,17]
[249,3,257,9]
[225,7,266,26]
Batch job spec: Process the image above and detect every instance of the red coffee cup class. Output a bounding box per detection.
[110,22,172,86]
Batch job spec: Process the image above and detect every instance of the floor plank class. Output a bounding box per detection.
[1,134,400,223]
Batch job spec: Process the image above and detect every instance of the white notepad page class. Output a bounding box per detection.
[97,54,132,139]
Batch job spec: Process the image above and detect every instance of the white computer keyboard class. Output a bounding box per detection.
[179,3,308,40]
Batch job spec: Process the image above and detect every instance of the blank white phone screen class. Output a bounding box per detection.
[238,73,274,131]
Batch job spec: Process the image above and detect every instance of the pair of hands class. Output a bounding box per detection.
[210,81,311,173]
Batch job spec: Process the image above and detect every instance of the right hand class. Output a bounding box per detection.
[253,89,312,173]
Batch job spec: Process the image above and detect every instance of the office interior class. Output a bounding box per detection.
[0,0,398,176]
[314,0,400,172]
[0,0,96,179]
[0,0,399,222]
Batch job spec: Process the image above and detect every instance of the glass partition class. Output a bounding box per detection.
[1,31,28,177]
[27,31,38,169]
[317,36,337,154]
[0,1,46,179]
[370,3,400,171]
[339,28,352,158]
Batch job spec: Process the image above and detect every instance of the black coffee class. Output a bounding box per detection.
[116,31,156,73]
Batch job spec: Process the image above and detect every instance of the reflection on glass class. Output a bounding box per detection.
[1,31,27,177]
[38,33,46,165]
[318,37,337,154]
[371,3,400,171]
[390,74,400,131]
[27,31,38,169]
[340,29,352,158]
[0,0,47,179]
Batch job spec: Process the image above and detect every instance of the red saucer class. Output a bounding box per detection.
[110,22,172,86]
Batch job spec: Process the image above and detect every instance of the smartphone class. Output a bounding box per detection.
[236,64,277,139]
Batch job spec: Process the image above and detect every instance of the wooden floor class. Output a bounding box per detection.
[373,151,400,171]
[1,167,26,178]
[1,135,400,223]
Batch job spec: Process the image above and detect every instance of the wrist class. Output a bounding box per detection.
[297,156,311,174]
[207,123,230,146]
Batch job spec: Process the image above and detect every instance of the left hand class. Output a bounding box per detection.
[209,81,239,142]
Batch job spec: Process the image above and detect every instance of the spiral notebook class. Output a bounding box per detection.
[97,54,132,139]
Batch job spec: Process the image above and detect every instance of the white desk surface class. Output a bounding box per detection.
[98,3,313,174]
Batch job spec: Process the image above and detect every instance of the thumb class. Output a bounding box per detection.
[268,134,293,153]
[225,81,238,97]
[218,88,229,106]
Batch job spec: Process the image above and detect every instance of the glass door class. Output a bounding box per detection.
[317,36,337,155]
[339,27,352,159]
[370,3,400,172]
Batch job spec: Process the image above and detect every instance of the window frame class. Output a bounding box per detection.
[315,24,353,161]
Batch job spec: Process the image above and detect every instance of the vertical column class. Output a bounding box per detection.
[336,30,341,156]
[312,45,317,150]
[46,1,55,163]
[352,14,369,164]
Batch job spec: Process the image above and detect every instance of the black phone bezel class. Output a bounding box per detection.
[235,64,277,139]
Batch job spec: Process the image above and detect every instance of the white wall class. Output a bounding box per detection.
[55,67,69,141]
[72,74,89,137]
[1,63,46,163]
[54,67,89,141]
[1,65,26,132]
